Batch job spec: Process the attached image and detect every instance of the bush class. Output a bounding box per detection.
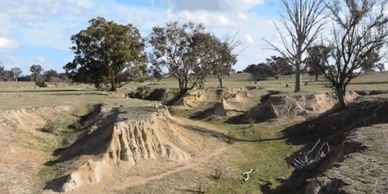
[35,81,48,87]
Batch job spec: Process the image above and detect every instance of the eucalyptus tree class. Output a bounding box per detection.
[66,17,145,91]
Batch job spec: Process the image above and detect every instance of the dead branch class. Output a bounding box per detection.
[241,169,255,181]
[292,139,330,169]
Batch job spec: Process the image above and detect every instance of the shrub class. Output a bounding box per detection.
[35,81,48,87]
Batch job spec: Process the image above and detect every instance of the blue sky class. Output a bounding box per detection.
[0,0,284,75]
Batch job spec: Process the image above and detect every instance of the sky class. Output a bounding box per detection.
[0,0,285,75]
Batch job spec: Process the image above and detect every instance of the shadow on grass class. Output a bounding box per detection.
[43,175,69,192]
[349,81,388,85]
[44,109,126,166]
[177,123,284,143]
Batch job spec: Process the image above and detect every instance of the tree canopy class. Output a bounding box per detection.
[65,17,145,91]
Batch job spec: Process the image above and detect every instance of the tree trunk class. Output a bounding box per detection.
[294,64,302,92]
[335,86,347,109]
[178,78,187,95]
[218,74,224,88]
[315,74,319,81]
[110,79,117,91]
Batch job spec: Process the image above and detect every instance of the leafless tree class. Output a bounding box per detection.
[314,0,388,108]
[267,0,326,92]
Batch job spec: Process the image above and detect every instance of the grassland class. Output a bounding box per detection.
[0,71,387,193]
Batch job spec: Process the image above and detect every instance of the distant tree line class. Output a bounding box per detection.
[243,56,294,81]
[0,64,68,83]
[0,66,22,81]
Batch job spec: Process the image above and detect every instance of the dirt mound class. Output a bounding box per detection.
[126,86,152,99]
[0,106,74,194]
[126,87,170,102]
[175,89,210,108]
[190,87,268,120]
[48,105,193,192]
[246,92,358,122]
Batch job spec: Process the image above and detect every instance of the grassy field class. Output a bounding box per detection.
[124,71,388,94]
[0,71,387,193]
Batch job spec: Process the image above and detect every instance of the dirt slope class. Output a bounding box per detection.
[0,106,74,194]
[43,104,222,193]
[305,124,388,194]
[245,92,358,122]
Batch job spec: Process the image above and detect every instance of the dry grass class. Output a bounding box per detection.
[0,71,387,193]
[123,71,388,94]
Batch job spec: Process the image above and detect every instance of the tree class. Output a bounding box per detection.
[0,66,6,81]
[360,51,380,73]
[266,56,293,79]
[211,37,238,88]
[10,67,22,81]
[306,45,331,81]
[66,17,145,91]
[244,63,274,81]
[30,64,43,81]
[190,32,238,88]
[42,69,61,82]
[314,0,388,108]
[267,0,326,92]
[149,22,207,94]
[376,63,385,72]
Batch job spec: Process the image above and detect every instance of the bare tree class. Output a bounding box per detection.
[266,0,326,92]
[314,0,388,108]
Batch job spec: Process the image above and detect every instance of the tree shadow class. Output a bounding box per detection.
[272,99,388,193]
[177,122,284,143]
[45,109,126,166]
[43,175,69,192]
[349,81,388,85]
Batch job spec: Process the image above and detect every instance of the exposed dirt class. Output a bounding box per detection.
[0,106,74,194]
[183,87,268,121]
[305,124,388,194]
[236,91,359,123]
[41,104,224,193]
[2,88,387,194]
[274,98,388,194]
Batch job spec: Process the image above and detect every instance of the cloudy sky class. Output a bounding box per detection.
[0,0,284,74]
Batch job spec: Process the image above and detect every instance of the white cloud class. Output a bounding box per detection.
[0,0,279,71]
[35,56,46,64]
[245,35,256,45]
[162,0,264,11]
[224,0,264,11]
[0,38,18,49]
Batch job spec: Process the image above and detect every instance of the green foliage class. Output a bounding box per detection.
[244,63,274,81]
[266,56,294,79]
[35,81,48,87]
[65,17,145,91]
[306,45,331,80]
[244,56,293,81]
[30,64,43,81]
[149,22,237,92]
